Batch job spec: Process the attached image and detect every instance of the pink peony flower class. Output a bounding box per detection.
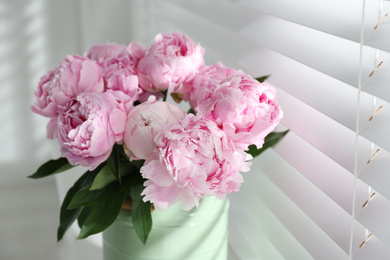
[87,42,146,111]
[197,74,282,150]
[31,55,104,118]
[57,92,127,170]
[123,96,186,160]
[182,62,241,109]
[140,114,251,211]
[137,31,205,94]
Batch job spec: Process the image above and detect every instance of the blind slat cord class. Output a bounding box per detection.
[349,0,367,258]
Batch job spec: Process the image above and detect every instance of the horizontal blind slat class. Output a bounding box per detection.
[356,193,390,246]
[251,151,360,258]
[276,89,390,201]
[228,223,284,260]
[164,0,366,89]
[364,2,390,52]
[273,131,367,214]
[360,151,390,200]
[233,0,390,52]
[360,98,390,152]
[277,89,367,174]
[273,130,390,249]
[229,190,307,260]
[364,62,390,103]
[353,237,390,260]
[234,0,363,42]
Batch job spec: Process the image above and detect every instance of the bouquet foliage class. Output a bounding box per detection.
[29,31,286,243]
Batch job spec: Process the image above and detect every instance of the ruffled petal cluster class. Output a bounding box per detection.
[87,42,146,112]
[197,74,283,150]
[137,32,205,94]
[58,92,126,170]
[124,96,186,160]
[182,62,241,109]
[140,115,251,210]
[32,55,104,118]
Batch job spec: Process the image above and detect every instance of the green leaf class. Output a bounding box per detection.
[130,180,152,244]
[255,74,271,83]
[76,176,133,239]
[67,186,101,209]
[69,164,137,208]
[187,107,195,115]
[90,161,137,191]
[90,164,118,190]
[246,130,289,159]
[68,165,133,209]
[29,157,74,179]
[57,168,99,241]
[116,144,129,162]
[162,89,168,102]
[77,206,93,228]
[107,145,120,182]
[129,159,145,170]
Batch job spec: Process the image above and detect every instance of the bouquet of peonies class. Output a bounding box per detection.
[30,31,285,243]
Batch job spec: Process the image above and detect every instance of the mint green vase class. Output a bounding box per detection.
[102,196,229,260]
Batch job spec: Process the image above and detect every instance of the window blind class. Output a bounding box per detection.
[147,0,390,259]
